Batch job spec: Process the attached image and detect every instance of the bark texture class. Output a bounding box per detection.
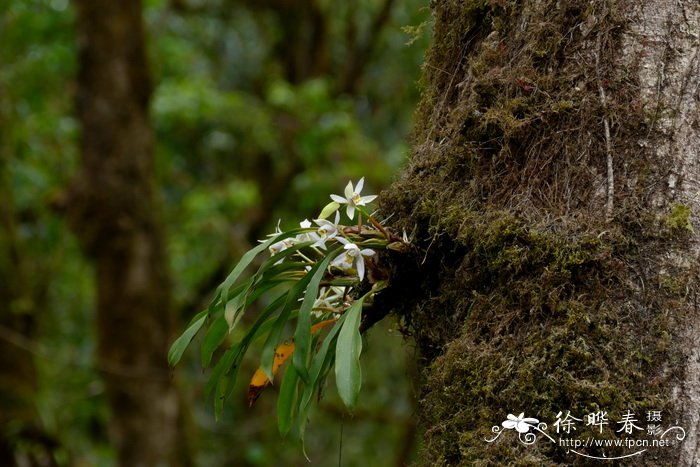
[65,1,190,465]
[627,4,700,464]
[381,0,699,465]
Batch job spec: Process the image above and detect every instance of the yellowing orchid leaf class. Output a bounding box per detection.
[247,319,338,407]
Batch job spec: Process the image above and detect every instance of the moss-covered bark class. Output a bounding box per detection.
[381,1,700,465]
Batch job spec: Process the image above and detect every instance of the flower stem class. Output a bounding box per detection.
[296,251,315,264]
[367,214,389,239]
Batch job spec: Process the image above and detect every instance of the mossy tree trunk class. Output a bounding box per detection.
[381,1,699,465]
[63,0,191,465]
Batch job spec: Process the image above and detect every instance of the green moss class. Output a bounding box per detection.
[666,203,694,232]
[379,0,696,465]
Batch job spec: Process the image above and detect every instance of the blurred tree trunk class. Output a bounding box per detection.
[0,154,57,466]
[382,0,699,465]
[64,0,191,465]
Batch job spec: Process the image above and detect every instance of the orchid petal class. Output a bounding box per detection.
[355,177,364,193]
[331,253,353,271]
[344,180,354,199]
[343,243,360,256]
[331,194,347,204]
[347,205,355,220]
[357,257,365,281]
[360,195,377,205]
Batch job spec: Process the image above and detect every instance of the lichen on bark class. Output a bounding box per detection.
[380,0,700,465]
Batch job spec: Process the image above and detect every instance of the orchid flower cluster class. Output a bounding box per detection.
[168,178,407,446]
[268,177,377,306]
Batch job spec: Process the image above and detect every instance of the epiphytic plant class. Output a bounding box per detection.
[169,178,407,444]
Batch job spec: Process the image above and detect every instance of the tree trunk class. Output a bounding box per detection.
[65,1,191,465]
[0,147,57,467]
[381,0,699,465]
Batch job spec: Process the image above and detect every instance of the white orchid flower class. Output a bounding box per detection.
[502,413,539,434]
[272,219,283,235]
[312,211,341,249]
[268,237,296,257]
[311,286,346,317]
[296,219,320,243]
[263,219,283,238]
[263,220,297,261]
[330,237,375,281]
[330,177,377,220]
[267,220,295,257]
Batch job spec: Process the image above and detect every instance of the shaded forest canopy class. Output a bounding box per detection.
[0,0,430,464]
[381,0,697,464]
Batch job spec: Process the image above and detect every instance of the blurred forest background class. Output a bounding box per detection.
[0,0,430,465]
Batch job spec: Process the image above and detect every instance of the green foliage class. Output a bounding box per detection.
[167,312,207,367]
[335,297,366,411]
[169,186,404,447]
[2,0,429,463]
[276,360,300,437]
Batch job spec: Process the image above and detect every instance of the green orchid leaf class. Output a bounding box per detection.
[261,261,309,280]
[277,364,300,437]
[224,240,314,332]
[208,344,239,420]
[218,228,305,318]
[335,296,366,411]
[259,270,315,382]
[259,240,314,270]
[295,316,346,442]
[292,249,340,384]
[167,311,207,367]
[200,314,228,368]
[224,280,251,330]
[214,369,232,420]
[205,292,288,410]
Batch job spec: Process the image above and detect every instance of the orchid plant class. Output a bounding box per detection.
[168,178,406,444]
